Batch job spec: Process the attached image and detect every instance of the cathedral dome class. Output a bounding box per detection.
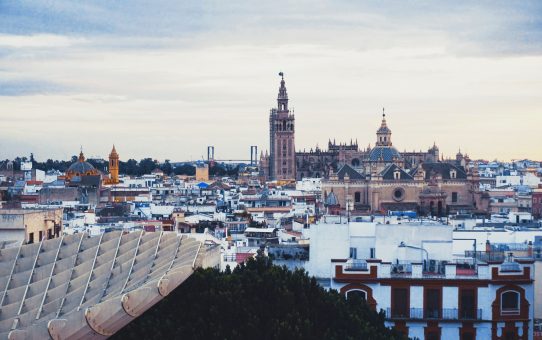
[368,146,402,162]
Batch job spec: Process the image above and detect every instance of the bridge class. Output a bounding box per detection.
[0,231,220,339]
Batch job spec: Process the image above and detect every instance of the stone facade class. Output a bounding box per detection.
[320,117,484,215]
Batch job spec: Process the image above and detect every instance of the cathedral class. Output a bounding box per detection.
[260,75,444,181]
[260,74,486,215]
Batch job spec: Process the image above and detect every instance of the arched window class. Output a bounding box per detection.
[501,290,520,315]
[346,289,367,301]
[351,158,360,167]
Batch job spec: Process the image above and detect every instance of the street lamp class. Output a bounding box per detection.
[398,241,429,265]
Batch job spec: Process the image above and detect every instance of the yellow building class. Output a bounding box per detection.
[195,164,209,181]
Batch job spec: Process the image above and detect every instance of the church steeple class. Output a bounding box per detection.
[376,108,392,147]
[108,145,119,184]
[277,72,288,112]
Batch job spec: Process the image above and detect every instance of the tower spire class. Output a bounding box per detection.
[78,146,85,162]
[277,72,289,112]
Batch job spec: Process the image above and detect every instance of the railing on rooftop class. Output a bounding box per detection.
[492,243,531,251]
[465,250,505,262]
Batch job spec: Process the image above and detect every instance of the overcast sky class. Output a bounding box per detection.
[0,1,541,162]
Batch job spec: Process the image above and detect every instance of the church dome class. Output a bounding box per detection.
[67,161,95,174]
[368,146,402,162]
[66,151,98,178]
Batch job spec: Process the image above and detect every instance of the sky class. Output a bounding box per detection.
[0,1,541,162]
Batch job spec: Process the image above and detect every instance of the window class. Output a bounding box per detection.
[393,188,405,201]
[450,169,457,179]
[426,332,440,340]
[501,291,520,315]
[392,288,409,318]
[349,247,357,259]
[370,248,375,259]
[354,192,361,203]
[461,332,475,340]
[346,290,366,301]
[424,288,441,319]
[460,289,476,319]
[394,171,401,180]
[452,192,458,203]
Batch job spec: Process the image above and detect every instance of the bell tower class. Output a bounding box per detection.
[376,109,392,147]
[269,72,296,180]
[109,145,119,184]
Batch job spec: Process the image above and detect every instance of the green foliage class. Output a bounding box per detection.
[174,164,196,176]
[113,257,405,340]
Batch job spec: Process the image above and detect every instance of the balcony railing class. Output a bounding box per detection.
[385,308,483,320]
[344,259,368,271]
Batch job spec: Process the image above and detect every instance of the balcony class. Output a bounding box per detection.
[385,308,483,321]
[344,259,368,271]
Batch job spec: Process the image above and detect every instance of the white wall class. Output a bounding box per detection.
[375,224,453,262]
[306,223,349,278]
[349,222,376,259]
[410,286,423,309]
[443,286,458,309]
[407,324,424,340]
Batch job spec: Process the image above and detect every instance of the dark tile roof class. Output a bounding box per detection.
[380,164,413,180]
[412,162,467,180]
[336,164,364,180]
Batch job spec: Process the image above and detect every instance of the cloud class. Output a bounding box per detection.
[0,1,541,161]
[0,79,66,96]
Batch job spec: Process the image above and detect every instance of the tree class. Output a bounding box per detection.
[112,257,405,340]
[160,159,173,175]
[138,158,156,176]
[174,164,196,176]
